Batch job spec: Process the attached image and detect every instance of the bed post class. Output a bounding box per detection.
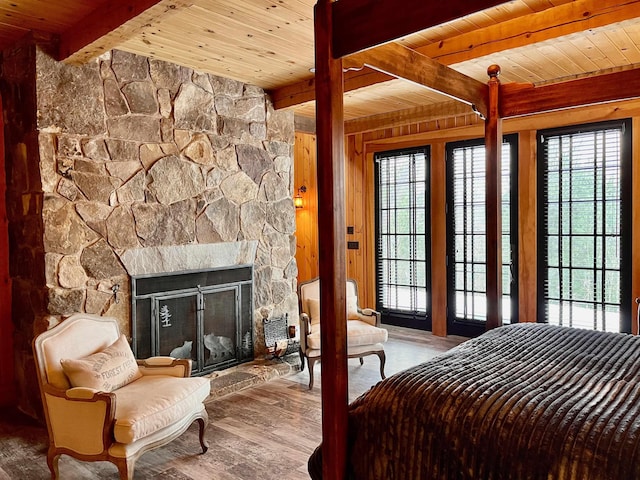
[485,64,503,330]
[314,1,349,478]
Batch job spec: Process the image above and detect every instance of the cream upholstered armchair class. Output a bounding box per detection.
[298,278,388,389]
[32,313,211,480]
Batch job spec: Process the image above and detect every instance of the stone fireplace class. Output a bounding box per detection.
[2,38,300,416]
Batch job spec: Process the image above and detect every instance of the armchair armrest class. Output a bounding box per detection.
[42,383,116,455]
[299,313,312,352]
[358,308,382,327]
[137,357,192,378]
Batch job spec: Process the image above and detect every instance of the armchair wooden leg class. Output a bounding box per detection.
[115,457,134,480]
[46,448,59,480]
[197,417,209,453]
[299,348,306,371]
[308,357,318,389]
[377,351,386,379]
[359,357,364,366]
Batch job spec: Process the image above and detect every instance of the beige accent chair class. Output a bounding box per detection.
[33,313,211,480]
[298,278,388,389]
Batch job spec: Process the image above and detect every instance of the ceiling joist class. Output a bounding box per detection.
[347,43,488,116]
[58,0,191,64]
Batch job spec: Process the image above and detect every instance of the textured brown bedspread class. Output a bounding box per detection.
[309,323,640,479]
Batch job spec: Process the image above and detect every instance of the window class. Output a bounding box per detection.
[375,147,431,330]
[446,136,518,337]
[537,120,632,332]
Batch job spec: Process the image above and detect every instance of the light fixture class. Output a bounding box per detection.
[294,185,307,209]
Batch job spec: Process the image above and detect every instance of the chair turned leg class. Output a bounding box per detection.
[377,351,387,379]
[197,417,209,453]
[46,448,59,480]
[308,357,318,389]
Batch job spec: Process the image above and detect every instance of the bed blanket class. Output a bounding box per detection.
[309,323,640,479]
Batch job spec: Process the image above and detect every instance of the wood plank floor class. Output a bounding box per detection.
[0,326,466,479]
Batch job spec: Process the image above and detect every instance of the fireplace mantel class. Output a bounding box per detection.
[119,241,259,277]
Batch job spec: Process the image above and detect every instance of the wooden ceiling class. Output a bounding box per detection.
[2,0,640,129]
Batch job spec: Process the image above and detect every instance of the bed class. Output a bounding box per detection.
[308,323,640,479]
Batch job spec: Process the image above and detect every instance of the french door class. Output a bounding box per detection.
[374,147,431,330]
[446,136,518,337]
[537,120,632,332]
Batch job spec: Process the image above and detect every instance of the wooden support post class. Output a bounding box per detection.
[485,65,502,330]
[0,94,14,406]
[314,1,348,478]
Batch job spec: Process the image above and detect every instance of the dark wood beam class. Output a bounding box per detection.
[331,0,509,58]
[349,43,488,116]
[272,0,640,110]
[500,68,640,118]
[58,0,190,64]
[314,1,348,479]
[485,65,503,331]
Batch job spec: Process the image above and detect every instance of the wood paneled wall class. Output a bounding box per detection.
[294,99,640,335]
[294,132,319,283]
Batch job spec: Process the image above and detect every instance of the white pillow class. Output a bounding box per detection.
[306,296,360,325]
[347,295,360,319]
[60,334,142,392]
[307,298,321,326]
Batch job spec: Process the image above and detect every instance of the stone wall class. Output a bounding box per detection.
[2,42,299,416]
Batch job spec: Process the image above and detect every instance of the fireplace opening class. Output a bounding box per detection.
[131,265,254,375]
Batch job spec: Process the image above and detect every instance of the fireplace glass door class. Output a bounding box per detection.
[155,292,198,366]
[154,286,242,373]
[132,265,254,376]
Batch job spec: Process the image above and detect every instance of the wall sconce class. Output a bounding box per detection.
[294,185,307,209]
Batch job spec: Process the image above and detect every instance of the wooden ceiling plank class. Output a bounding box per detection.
[272,0,640,109]
[185,3,314,47]
[331,0,510,57]
[415,0,640,65]
[58,0,191,64]
[500,67,640,117]
[348,42,489,116]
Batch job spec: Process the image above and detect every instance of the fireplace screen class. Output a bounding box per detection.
[131,265,253,375]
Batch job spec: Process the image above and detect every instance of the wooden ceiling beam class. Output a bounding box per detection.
[348,43,488,116]
[331,0,509,58]
[416,0,640,66]
[500,68,640,118]
[271,0,640,110]
[344,101,472,135]
[58,0,191,64]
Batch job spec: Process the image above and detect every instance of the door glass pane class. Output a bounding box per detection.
[539,122,629,332]
[375,148,431,329]
[448,138,515,326]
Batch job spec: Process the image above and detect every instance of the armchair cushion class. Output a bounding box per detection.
[306,320,388,350]
[61,334,142,392]
[112,375,210,444]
